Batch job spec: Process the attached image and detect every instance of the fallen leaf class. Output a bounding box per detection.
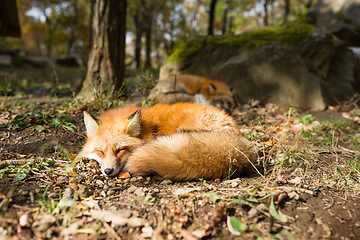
[260,137,277,146]
[118,172,131,179]
[69,153,77,161]
[227,216,247,236]
[174,188,198,196]
[90,209,132,226]
[180,229,197,240]
[341,112,352,119]
[127,217,147,228]
[0,188,6,199]
[289,177,302,184]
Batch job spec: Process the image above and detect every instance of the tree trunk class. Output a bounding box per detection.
[43,9,53,57]
[228,16,234,34]
[306,0,313,9]
[133,14,142,69]
[283,0,290,23]
[140,0,154,70]
[144,18,152,69]
[221,0,230,34]
[67,0,78,56]
[263,0,268,26]
[208,0,217,35]
[76,0,126,101]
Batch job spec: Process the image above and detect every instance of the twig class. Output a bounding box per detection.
[339,146,358,154]
[0,159,37,169]
[102,221,122,240]
[230,143,265,179]
[152,206,165,240]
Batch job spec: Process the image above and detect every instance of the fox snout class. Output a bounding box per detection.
[104,168,114,175]
[100,162,123,177]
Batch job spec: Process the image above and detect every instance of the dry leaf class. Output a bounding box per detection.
[341,112,352,119]
[118,172,131,179]
[69,153,77,161]
[289,177,302,184]
[0,188,6,199]
[179,229,197,240]
[260,137,277,146]
[90,209,132,226]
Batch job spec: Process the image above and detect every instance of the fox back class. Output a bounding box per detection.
[80,103,256,181]
[149,74,238,111]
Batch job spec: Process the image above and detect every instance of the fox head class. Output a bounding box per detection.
[80,109,144,177]
[206,83,238,112]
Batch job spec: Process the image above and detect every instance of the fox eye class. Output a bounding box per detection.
[115,147,126,155]
[94,149,104,156]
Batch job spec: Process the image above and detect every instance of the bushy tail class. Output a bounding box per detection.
[125,131,257,181]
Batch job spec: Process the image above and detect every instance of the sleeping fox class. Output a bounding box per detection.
[149,74,238,111]
[80,103,256,181]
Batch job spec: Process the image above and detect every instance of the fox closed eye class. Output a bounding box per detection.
[94,149,104,156]
[115,148,126,155]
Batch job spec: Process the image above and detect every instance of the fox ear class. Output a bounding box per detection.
[84,111,99,137]
[126,109,142,137]
[208,83,217,94]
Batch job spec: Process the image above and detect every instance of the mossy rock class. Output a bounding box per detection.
[167,20,313,64]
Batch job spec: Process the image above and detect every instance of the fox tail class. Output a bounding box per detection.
[124,131,257,181]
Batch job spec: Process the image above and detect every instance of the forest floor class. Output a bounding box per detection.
[0,93,360,240]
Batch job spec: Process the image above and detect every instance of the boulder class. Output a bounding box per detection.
[307,0,360,46]
[55,56,80,67]
[0,54,12,67]
[159,22,360,110]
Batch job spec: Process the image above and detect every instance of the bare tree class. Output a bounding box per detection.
[221,0,231,34]
[67,0,78,56]
[76,0,126,101]
[133,10,143,69]
[283,0,290,23]
[263,0,269,26]
[140,0,156,70]
[208,0,217,35]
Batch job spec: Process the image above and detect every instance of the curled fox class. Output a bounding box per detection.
[80,103,256,181]
[149,74,238,111]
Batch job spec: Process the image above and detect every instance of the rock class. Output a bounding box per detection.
[18,190,29,195]
[307,0,360,46]
[57,176,68,182]
[127,217,147,228]
[13,56,51,68]
[160,179,172,185]
[48,192,59,199]
[159,23,360,110]
[0,54,11,67]
[248,203,269,218]
[63,188,74,198]
[76,185,89,198]
[134,187,144,197]
[32,213,56,231]
[19,213,32,227]
[55,56,80,67]
[58,197,76,209]
[142,226,153,238]
[127,185,138,194]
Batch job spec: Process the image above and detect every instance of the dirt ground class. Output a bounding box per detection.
[0,98,360,240]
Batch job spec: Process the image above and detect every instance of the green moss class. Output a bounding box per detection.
[167,20,313,63]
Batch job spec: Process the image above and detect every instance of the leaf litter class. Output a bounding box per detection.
[0,97,360,239]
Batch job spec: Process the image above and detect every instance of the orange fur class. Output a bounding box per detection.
[149,74,237,111]
[80,103,256,181]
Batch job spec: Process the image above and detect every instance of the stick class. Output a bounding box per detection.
[0,159,37,169]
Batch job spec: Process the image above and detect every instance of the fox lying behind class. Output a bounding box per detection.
[149,74,238,111]
[80,103,256,181]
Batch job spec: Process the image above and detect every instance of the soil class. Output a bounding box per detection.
[0,100,359,240]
